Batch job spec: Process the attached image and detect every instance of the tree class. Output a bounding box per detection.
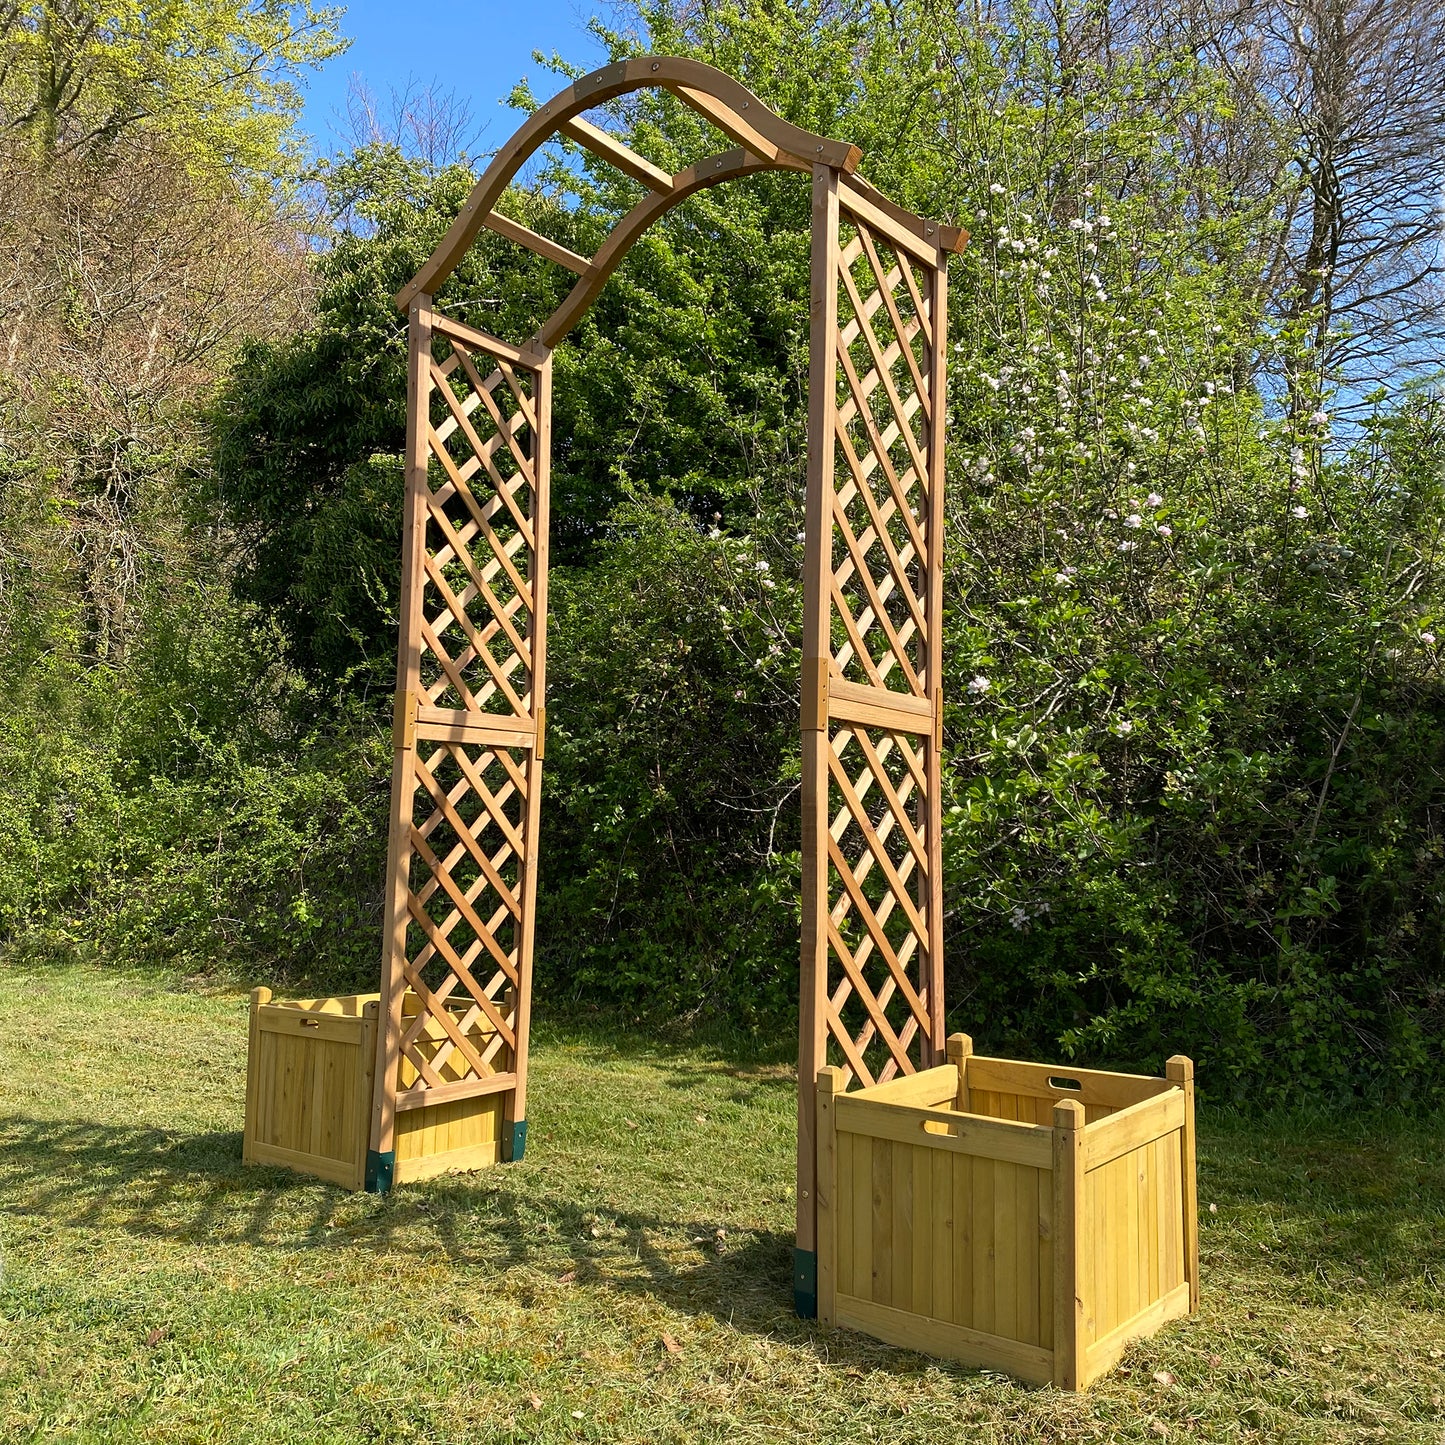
[0,0,346,185]
[1146,0,1445,409]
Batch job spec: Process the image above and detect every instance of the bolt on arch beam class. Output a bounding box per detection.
[395,56,864,315]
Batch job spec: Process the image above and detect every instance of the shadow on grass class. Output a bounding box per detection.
[5,1104,1444,1347]
[0,1110,878,1361]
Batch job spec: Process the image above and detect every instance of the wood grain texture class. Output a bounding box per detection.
[826,1049,1197,1390]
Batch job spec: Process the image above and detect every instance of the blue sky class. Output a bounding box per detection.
[299,0,611,157]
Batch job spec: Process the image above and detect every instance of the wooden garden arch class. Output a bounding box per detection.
[369,55,966,1317]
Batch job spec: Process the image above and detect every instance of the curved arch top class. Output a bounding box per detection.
[395,55,965,343]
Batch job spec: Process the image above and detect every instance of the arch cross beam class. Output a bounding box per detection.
[370,56,967,1324]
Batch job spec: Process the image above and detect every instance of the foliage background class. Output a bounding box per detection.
[2,0,1443,1103]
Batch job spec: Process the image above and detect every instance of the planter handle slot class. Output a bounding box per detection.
[1048,1075,1082,1091]
[299,1018,321,1028]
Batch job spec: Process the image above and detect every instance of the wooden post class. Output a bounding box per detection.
[922,258,950,1065]
[506,353,552,1164]
[946,1031,973,1112]
[796,160,841,1320]
[243,986,272,1165]
[1166,1055,1199,1312]
[1052,1097,1086,1391]
[368,293,434,1192]
[357,1000,380,1190]
[815,1064,845,1326]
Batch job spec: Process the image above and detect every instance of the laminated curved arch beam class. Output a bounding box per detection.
[394,54,965,336]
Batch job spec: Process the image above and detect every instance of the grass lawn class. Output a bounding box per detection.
[2,964,1443,1443]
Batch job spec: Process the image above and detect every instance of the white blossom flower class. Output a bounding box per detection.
[755,559,769,571]
[1054,572,1075,585]
[990,182,1006,194]
[967,675,992,695]
[1422,632,1437,645]
[1118,540,1138,552]
[1310,410,1330,427]
[1114,720,1133,736]
[1291,505,1309,519]
[1157,524,1172,537]
[1146,491,1163,507]
[761,578,775,590]
[1124,514,1142,528]
[1011,239,1026,253]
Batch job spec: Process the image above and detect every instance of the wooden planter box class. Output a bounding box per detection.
[242,987,506,1190]
[816,1036,1197,1390]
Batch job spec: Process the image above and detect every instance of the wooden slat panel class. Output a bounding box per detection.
[1085,1091,1184,1168]
[1038,1155,1054,1351]
[872,1137,893,1306]
[827,677,933,733]
[835,1294,1053,1386]
[994,1160,1019,1341]
[972,1155,996,1335]
[1081,1283,1191,1388]
[968,1057,1173,1111]
[850,1063,957,1108]
[852,1128,873,1302]
[912,1145,933,1319]
[393,1071,518,1111]
[836,1096,1053,1168]
[1017,1165,1040,1346]
[930,1146,953,1322]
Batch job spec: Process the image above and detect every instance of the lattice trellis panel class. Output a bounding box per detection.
[800,174,949,1102]
[824,717,934,1086]
[370,306,550,1170]
[399,735,524,1093]
[830,215,935,702]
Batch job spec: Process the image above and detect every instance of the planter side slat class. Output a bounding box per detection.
[968,1056,1173,1112]
[837,1095,1053,1168]
[1085,1089,1185,1169]
[835,1294,1054,1385]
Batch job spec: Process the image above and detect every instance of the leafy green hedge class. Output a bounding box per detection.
[5,0,1443,1104]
